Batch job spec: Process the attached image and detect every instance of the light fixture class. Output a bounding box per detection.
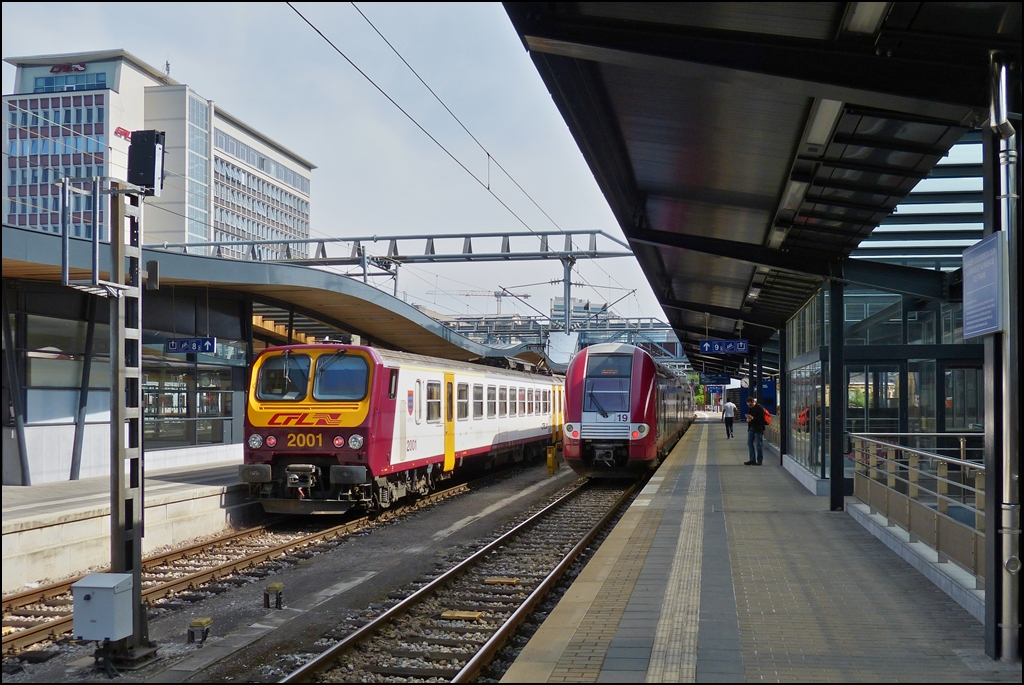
[781,180,809,211]
[768,226,789,249]
[747,287,761,300]
[806,99,843,147]
[845,2,888,34]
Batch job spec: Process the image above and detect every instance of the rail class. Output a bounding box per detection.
[848,434,985,584]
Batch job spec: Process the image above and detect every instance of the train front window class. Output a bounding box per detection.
[584,354,632,414]
[312,354,370,401]
[256,353,311,402]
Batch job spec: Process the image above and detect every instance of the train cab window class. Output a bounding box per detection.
[457,383,469,420]
[509,387,517,416]
[312,353,370,401]
[473,384,484,419]
[499,387,508,417]
[584,354,632,413]
[426,381,441,422]
[256,353,311,401]
[415,380,423,424]
[387,369,399,399]
[487,386,497,418]
[519,388,527,415]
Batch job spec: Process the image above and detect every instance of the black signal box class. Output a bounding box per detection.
[128,130,166,197]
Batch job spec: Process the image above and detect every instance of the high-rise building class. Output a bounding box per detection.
[4,49,314,256]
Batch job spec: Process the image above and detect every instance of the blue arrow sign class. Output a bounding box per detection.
[165,337,217,354]
[700,339,749,354]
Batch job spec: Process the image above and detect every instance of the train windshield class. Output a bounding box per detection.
[584,354,632,414]
[256,353,311,401]
[313,353,370,401]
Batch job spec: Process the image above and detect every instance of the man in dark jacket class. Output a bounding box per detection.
[744,396,766,465]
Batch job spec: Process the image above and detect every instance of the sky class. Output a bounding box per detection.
[2,2,668,323]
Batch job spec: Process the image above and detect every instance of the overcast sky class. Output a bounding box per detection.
[2,2,668,323]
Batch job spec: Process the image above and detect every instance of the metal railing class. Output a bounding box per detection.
[849,434,985,585]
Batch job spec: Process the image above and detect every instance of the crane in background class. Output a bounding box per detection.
[425,290,531,315]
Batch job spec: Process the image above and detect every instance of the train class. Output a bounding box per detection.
[561,343,694,478]
[240,344,564,514]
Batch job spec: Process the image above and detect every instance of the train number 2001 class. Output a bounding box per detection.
[287,433,323,448]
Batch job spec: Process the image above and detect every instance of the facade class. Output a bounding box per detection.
[3,49,313,255]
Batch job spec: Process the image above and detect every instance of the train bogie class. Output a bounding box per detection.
[242,345,564,513]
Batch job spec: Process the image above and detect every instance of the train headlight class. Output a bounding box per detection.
[348,434,364,450]
[572,430,580,438]
[632,430,640,438]
[333,436,345,448]
[564,424,574,435]
[265,435,277,448]
[247,434,263,449]
[638,424,648,434]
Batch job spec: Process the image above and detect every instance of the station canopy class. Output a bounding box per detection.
[504,2,1021,375]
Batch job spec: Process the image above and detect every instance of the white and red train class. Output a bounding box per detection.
[562,343,694,477]
[240,344,564,514]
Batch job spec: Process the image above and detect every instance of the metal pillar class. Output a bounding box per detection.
[70,296,97,480]
[561,257,575,331]
[108,183,150,655]
[828,278,845,511]
[1,287,30,486]
[755,345,763,401]
[778,326,788,462]
[983,51,1020,663]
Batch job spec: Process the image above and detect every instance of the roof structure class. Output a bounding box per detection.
[504,2,1021,375]
[2,224,531,361]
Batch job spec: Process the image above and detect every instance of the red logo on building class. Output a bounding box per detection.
[49,63,87,74]
[114,127,133,141]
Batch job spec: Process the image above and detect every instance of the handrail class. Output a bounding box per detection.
[850,434,983,471]
[851,432,982,438]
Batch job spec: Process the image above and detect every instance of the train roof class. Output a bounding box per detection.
[259,344,564,382]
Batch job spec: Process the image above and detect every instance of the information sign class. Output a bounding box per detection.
[962,233,1007,338]
[165,337,217,353]
[699,339,749,354]
[701,373,732,385]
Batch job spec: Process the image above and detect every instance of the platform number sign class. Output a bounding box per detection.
[165,337,217,353]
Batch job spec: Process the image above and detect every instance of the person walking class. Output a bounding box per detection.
[744,396,766,465]
[722,399,737,439]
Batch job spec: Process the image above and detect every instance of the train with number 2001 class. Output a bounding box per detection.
[561,343,694,477]
[240,344,565,514]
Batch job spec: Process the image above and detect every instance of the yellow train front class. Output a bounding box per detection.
[241,344,564,514]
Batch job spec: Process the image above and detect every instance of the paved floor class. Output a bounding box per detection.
[502,416,1021,683]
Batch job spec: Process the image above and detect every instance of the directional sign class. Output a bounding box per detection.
[701,373,732,385]
[704,385,724,394]
[699,339,749,354]
[165,337,217,353]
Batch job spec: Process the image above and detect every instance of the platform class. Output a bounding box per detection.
[502,416,1021,683]
[2,458,257,593]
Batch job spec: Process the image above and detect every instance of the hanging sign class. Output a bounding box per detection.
[165,337,217,353]
[700,339,748,354]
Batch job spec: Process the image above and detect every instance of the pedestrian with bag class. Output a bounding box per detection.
[744,396,768,465]
[722,399,738,439]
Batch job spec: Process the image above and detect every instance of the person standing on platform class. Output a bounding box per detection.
[744,396,766,465]
[722,399,738,439]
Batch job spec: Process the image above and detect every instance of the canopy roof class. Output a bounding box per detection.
[504,2,1021,374]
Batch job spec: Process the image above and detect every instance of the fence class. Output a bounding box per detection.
[848,433,985,586]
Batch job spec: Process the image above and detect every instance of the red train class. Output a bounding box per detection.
[561,343,694,477]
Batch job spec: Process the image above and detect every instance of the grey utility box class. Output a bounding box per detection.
[72,573,133,642]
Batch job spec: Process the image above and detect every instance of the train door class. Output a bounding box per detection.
[444,373,455,471]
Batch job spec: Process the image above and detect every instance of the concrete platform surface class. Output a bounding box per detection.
[502,416,1022,683]
[3,458,256,592]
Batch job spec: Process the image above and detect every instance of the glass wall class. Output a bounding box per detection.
[788,361,823,477]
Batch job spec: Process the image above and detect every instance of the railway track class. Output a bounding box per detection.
[281,478,638,683]
[1,482,471,655]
